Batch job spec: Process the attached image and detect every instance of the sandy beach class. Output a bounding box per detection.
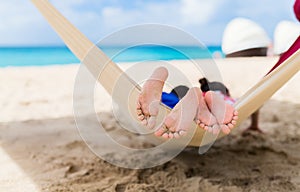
[0,57,300,191]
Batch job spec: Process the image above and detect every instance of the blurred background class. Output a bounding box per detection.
[0,0,298,66]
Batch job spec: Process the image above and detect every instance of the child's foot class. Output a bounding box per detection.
[204,91,238,134]
[154,88,199,138]
[137,67,168,129]
[195,93,220,134]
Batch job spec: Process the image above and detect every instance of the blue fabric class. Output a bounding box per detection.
[161,92,179,108]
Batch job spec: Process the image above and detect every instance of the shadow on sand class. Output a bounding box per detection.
[0,100,299,191]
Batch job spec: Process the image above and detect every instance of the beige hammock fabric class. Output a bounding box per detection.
[31,0,300,147]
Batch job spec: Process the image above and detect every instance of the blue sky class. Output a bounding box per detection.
[0,0,297,46]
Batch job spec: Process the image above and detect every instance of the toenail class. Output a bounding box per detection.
[174,132,180,138]
[162,133,169,138]
[179,130,186,136]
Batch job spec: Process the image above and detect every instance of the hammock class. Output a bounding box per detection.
[31,0,300,147]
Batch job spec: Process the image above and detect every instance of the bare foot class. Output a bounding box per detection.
[204,91,238,134]
[154,87,199,138]
[195,93,220,134]
[137,67,168,129]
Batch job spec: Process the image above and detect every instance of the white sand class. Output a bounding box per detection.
[1,56,299,123]
[0,57,299,191]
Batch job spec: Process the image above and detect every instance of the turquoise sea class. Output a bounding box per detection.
[0,46,223,67]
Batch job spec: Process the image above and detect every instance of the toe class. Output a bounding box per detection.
[162,133,169,139]
[199,123,206,129]
[173,132,180,138]
[227,123,234,129]
[221,124,230,134]
[138,114,145,121]
[179,130,186,136]
[141,105,149,116]
[137,109,143,115]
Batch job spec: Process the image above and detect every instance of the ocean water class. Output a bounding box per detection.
[0,46,223,67]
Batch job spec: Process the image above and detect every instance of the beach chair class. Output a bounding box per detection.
[31,0,300,147]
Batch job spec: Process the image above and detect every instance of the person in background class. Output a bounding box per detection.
[268,0,300,73]
[135,0,300,138]
[273,21,300,56]
[222,17,271,132]
[221,0,300,132]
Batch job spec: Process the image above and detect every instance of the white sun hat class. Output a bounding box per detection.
[222,17,271,55]
[273,20,300,55]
